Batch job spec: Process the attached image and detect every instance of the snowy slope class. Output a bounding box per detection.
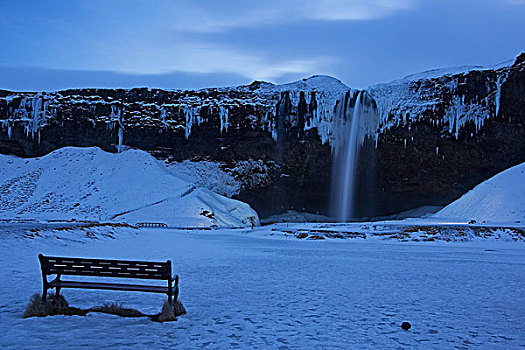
[0,147,259,227]
[435,162,525,223]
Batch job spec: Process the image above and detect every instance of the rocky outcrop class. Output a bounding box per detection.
[0,56,523,219]
[0,76,346,217]
[362,54,525,217]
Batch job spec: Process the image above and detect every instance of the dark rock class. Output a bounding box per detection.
[401,321,412,331]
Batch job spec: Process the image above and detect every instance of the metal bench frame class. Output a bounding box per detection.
[38,254,179,305]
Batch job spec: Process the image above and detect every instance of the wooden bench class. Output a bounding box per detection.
[38,254,179,305]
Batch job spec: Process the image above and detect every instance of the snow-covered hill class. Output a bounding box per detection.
[435,162,525,223]
[0,147,259,227]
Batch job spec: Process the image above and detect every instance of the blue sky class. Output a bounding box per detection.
[0,0,523,90]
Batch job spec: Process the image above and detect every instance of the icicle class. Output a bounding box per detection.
[219,106,229,133]
[184,106,194,139]
[117,125,124,153]
[195,106,203,125]
[436,146,439,155]
[495,73,507,117]
[160,106,167,125]
[454,111,460,140]
[30,95,42,138]
[271,128,278,141]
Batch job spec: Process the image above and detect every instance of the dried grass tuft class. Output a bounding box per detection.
[89,303,145,317]
[23,294,87,318]
[150,300,186,323]
[23,294,185,322]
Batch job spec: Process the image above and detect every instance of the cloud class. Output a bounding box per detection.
[172,0,415,33]
[96,42,337,81]
[0,0,409,82]
[305,0,414,21]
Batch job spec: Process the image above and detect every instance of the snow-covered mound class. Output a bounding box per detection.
[0,147,259,227]
[435,162,525,223]
[267,75,349,94]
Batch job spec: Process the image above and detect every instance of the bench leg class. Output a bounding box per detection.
[168,285,173,305]
[42,286,48,303]
[167,277,179,305]
[173,285,179,301]
[55,287,61,299]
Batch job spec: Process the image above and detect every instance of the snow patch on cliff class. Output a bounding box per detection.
[398,59,513,83]
[367,63,512,137]
[272,75,349,95]
[435,162,525,224]
[0,147,259,227]
[255,75,351,143]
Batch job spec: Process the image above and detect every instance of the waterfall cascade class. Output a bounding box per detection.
[331,91,378,222]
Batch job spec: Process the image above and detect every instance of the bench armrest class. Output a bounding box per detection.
[172,275,179,286]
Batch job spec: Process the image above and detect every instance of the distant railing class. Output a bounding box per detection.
[136,222,168,228]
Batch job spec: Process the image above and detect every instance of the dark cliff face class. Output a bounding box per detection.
[362,55,525,217]
[0,59,523,219]
[0,77,343,217]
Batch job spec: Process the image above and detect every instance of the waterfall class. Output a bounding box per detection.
[331,91,378,222]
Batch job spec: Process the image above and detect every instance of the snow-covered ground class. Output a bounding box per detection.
[0,223,523,349]
[0,147,259,227]
[1,144,523,348]
[435,162,525,224]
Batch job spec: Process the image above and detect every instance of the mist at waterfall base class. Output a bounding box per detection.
[330,91,378,222]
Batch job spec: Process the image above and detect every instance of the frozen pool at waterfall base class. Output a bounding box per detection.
[0,222,523,349]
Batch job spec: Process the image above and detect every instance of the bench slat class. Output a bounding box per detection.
[43,256,166,269]
[40,255,171,280]
[49,280,169,293]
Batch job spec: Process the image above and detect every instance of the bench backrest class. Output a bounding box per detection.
[39,254,171,280]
